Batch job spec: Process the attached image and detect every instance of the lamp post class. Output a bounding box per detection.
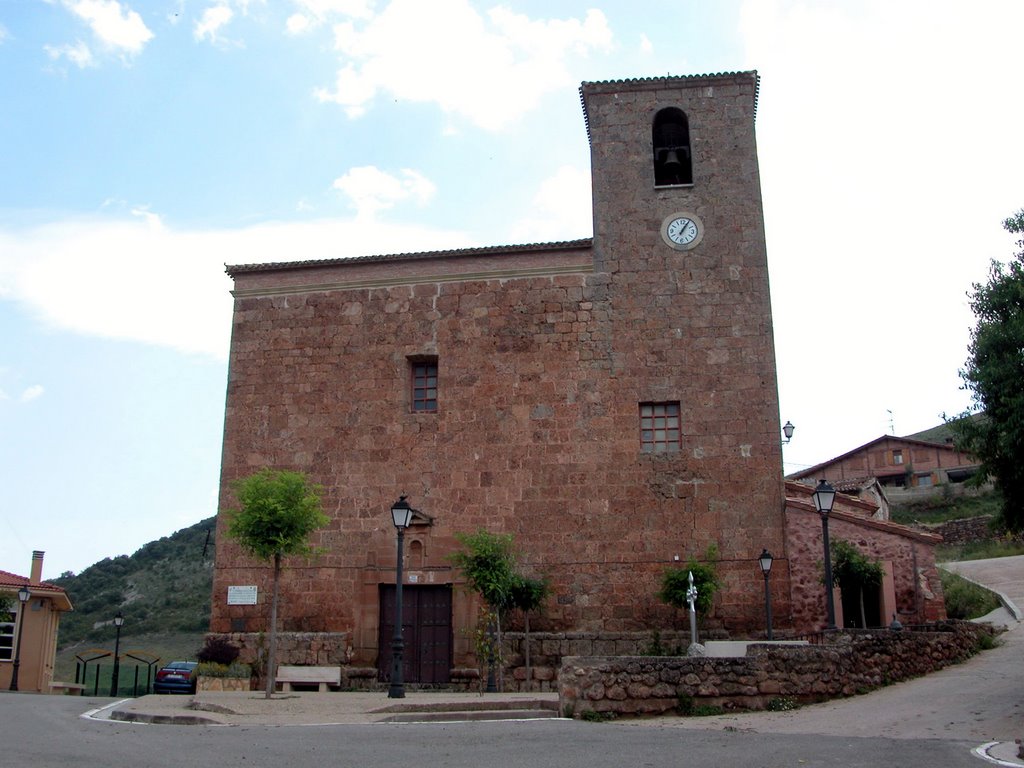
[110,612,125,697]
[9,584,31,691]
[782,421,795,444]
[388,495,414,698]
[812,479,837,630]
[757,549,774,640]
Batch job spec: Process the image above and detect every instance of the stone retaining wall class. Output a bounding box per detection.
[558,622,991,718]
[197,676,251,692]
[928,516,999,545]
[206,631,351,669]
[497,629,716,692]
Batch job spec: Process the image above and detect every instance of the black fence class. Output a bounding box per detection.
[74,649,160,697]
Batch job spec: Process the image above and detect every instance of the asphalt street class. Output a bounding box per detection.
[2,555,1023,768]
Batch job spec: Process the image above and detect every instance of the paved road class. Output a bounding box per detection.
[0,694,985,768]
[3,556,1023,768]
[626,556,1024,744]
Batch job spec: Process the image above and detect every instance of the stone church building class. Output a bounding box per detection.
[211,72,944,686]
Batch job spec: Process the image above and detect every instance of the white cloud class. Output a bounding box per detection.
[332,166,436,219]
[62,0,153,57]
[314,0,613,130]
[0,211,472,360]
[44,40,96,68]
[286,0,374,34]
[0,389,8,401]
[286,13,312,34]
[194,4,235,43]
[509,165,592,243]
[638,33,653,54]
[0,23,9,44]
[20,385,44,403]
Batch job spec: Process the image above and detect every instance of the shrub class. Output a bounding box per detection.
[196,661,251,679]
[766,697,798,712]
[941,570,1001,620]
[197,636,241,665]
[580,710,616,722]
[658,545,720,617]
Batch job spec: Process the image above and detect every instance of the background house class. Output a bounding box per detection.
[0,551,73,694]
[788,426,982,502]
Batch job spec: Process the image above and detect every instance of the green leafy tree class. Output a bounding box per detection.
[507,574,549,692]
[657,545,720,621]
[449,530,518,610]
[950,209,1024,530]
[225,469,328,698]
[830,539,883,628]
[449,530,549,691]
[449,530,516,690]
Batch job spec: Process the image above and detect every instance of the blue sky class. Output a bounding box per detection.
[1,0,1022,578]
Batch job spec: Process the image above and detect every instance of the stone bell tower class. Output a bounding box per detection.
[580,73,788,626]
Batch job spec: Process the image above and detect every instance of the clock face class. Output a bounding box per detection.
[661,212,704,251]
[667,217,698,245]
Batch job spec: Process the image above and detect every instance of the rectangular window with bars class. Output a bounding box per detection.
[640,402,681,453]
[411,360,438,413]
[0,612,14,662]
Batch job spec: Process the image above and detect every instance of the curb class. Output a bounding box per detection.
[938,564,1024,622]
[109,710,223,726]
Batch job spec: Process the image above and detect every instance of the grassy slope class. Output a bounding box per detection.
[51,518,215,685]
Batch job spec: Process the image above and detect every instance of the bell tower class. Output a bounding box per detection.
[580,73,787,615]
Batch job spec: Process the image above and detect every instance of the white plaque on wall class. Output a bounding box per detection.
[227,585,258,605]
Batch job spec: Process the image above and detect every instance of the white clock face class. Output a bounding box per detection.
[667,217,698,245]
[661,212,704,251]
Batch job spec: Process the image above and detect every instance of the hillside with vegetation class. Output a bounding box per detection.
[52,518,215,650]
[890,487,1002,528]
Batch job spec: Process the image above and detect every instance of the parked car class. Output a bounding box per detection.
[153,661,198,694]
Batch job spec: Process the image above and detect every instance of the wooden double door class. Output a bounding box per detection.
[378,584,452,685]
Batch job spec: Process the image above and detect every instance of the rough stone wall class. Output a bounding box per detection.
[927,516,999,545]
[213,73,790,670]
[558,622,990,717]
[210,631,350,670]
[785,504,946,633]
[497,629,716,692]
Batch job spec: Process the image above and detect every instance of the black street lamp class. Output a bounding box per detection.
[812,479,837,630]
[110,612,125,697]
[757,549,774,640]
[388,496,414,699]
[782,421,795,444]
[9,584,31,691]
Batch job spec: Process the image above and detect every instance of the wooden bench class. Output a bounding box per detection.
[275,665,341,692]
[49,681,86,696]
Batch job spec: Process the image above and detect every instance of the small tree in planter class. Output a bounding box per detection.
[657,545,720,639]
[450,530,549,692]
[449,530,517,691]
[508,575,549,691]
[224,469,328,699]
[195,636,251,690]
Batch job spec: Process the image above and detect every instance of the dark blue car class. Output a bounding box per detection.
[153,661,198,694]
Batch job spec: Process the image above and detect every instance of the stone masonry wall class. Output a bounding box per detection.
[558,622,990,718]
[928,516,999,545]
[786,504,946,633]
[210,631,350,670]
[497,630,718,692]
[214,73,789,674]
